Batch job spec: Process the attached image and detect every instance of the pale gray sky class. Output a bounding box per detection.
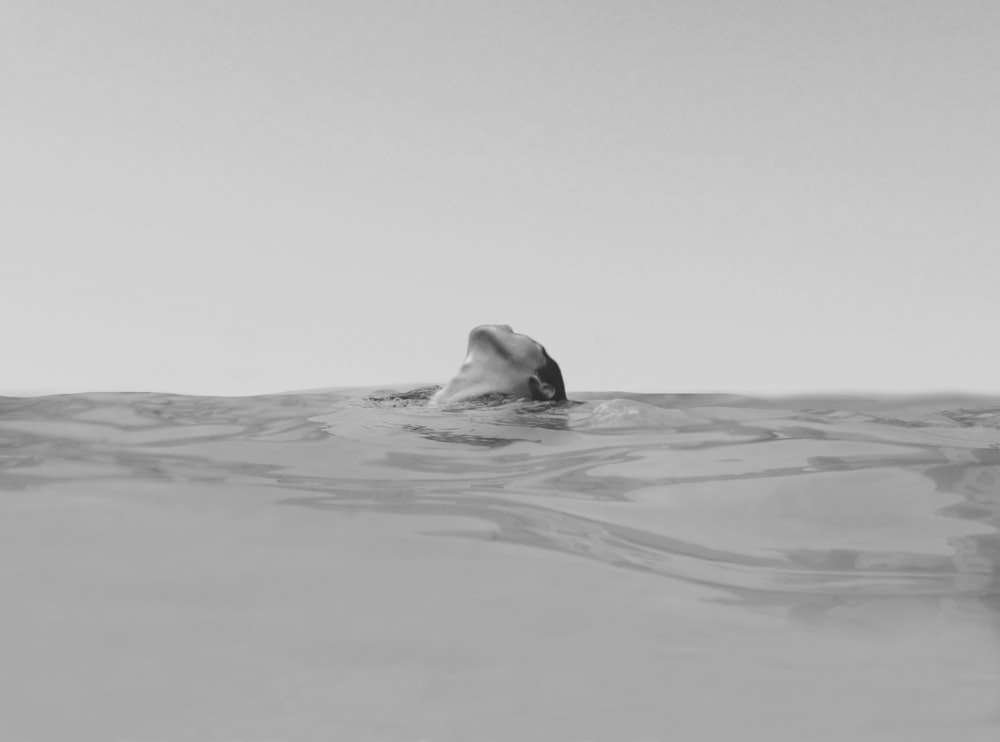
[4,1,999,395]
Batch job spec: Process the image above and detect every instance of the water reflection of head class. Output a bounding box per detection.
[432,325,567,406]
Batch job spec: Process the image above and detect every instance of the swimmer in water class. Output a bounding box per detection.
[431,324,567,406]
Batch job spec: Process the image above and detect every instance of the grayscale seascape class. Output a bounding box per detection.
[5,0,999,739]
[3,389,1000,741]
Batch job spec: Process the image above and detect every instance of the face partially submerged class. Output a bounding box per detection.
[432,325,567,405]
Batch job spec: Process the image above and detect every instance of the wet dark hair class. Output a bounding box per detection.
[534,348,567,402]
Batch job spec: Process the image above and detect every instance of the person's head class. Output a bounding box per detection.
[432,325,567,406]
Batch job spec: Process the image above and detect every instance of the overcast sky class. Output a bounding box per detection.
[4,1,998,396]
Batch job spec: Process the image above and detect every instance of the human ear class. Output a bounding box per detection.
[529,375,556,401]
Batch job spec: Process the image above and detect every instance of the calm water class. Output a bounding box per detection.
[2,388,1000,742]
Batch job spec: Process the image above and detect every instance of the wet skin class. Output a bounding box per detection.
[432,325,560,405]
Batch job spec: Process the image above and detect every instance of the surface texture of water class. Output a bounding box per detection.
[2,389,1000,741]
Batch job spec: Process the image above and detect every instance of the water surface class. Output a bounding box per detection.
[2,389,1000,741]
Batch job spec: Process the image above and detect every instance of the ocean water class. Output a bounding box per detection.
[2,388,1000,742]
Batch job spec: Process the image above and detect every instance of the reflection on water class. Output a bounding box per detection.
[2,389,1000,741]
